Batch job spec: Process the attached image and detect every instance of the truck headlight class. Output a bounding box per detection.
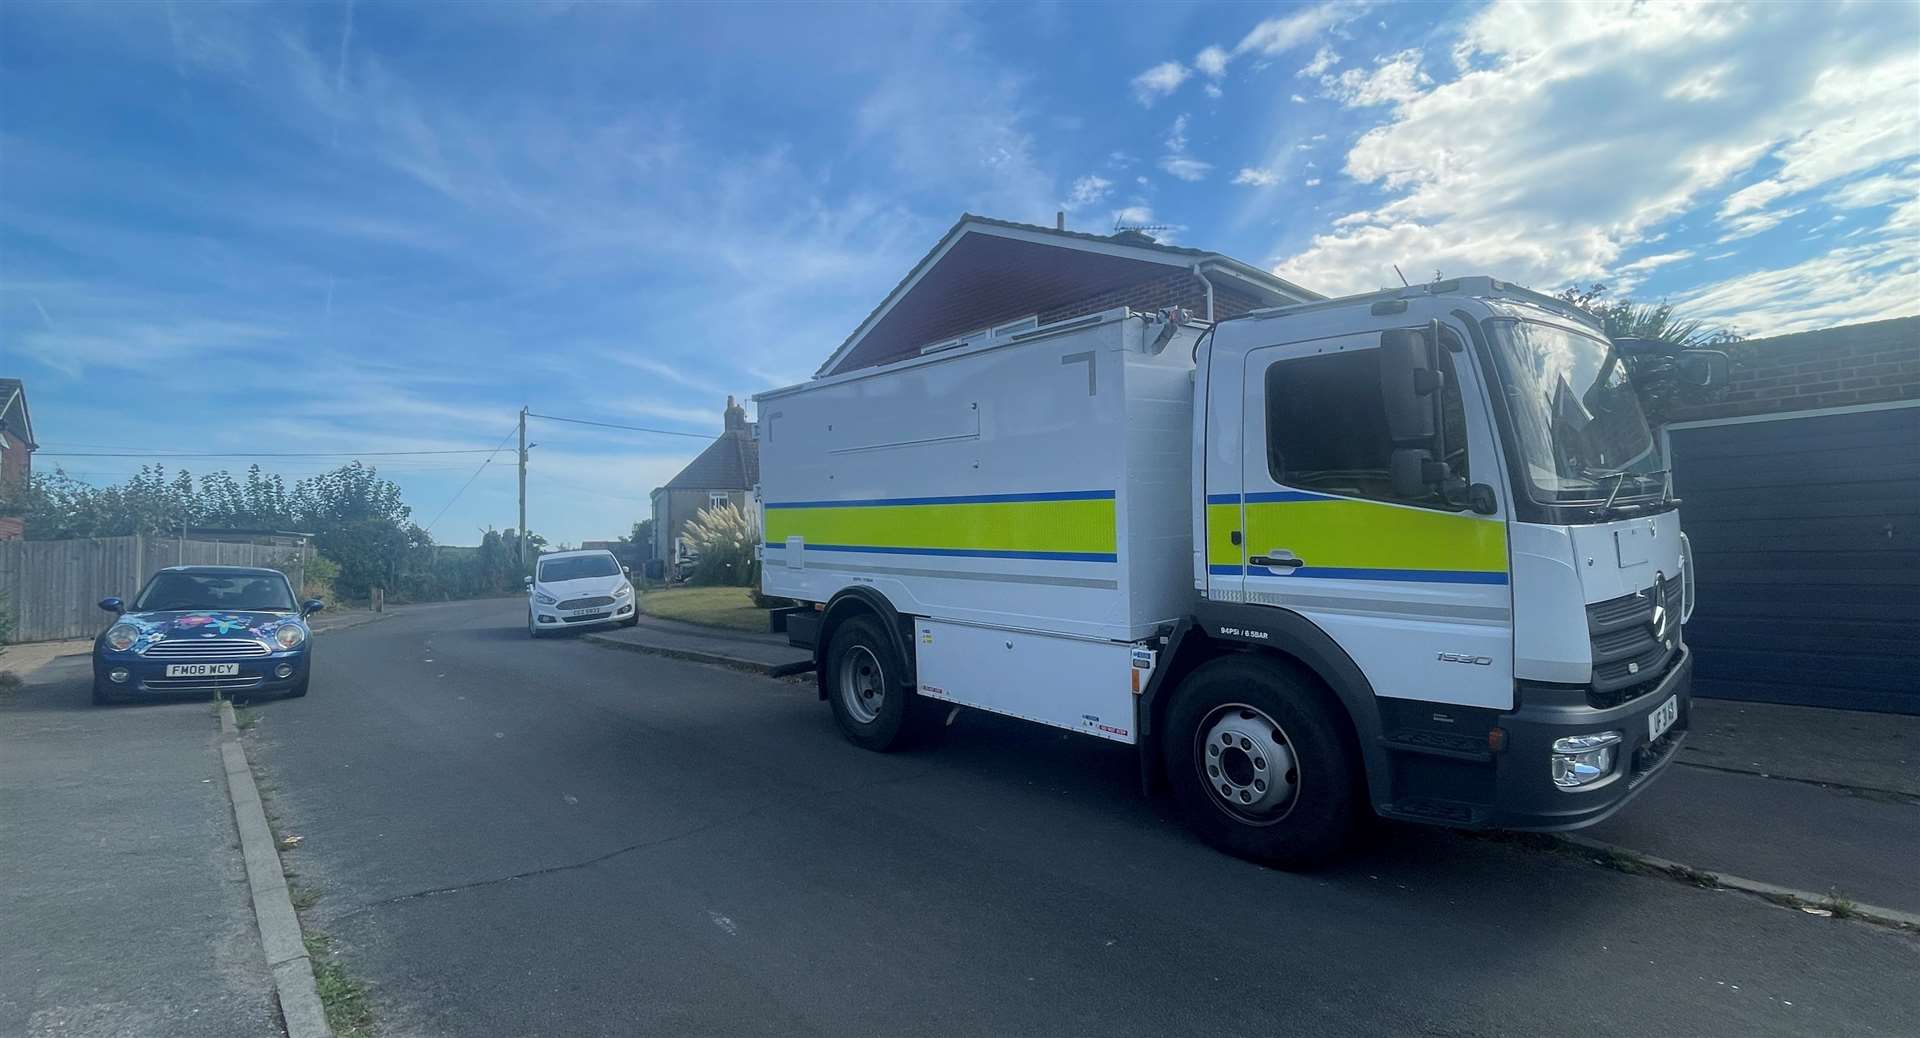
[275,624,307,650]
[106,623,139,652]
[534,591,557,606]
[1551,731,1622,788]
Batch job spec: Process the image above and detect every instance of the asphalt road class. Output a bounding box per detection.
[244,599,1919,1038]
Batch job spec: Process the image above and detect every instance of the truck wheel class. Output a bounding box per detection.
[1164,656,1361,869]
[825,615,916,751]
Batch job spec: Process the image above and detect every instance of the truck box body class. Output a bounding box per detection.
[758,308,1199,644]
[757,309,1200,741]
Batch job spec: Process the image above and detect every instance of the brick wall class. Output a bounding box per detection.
[1665,315,1919,423]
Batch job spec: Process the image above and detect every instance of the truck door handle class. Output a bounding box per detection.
[1250,552,1303,570]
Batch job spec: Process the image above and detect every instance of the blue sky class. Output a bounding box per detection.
[3,1,1915,545]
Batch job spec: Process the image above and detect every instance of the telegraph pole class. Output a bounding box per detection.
[517,406,528,574]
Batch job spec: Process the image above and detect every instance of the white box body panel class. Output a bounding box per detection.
[914,620,1142,743]
[757,310,1200,643]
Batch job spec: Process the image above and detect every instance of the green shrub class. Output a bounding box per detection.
[302,554,341,605]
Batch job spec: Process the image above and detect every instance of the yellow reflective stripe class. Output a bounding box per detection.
[1206,502,1244,568]
[1209,498,1507,574]
[765,498,1117,558]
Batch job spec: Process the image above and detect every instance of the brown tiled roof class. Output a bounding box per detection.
[663,429,758,490]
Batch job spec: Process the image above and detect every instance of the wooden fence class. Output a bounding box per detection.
[0,535,308,643]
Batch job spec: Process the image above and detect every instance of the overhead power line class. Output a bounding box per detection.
[423,426,521,535]
[524,412,713,440]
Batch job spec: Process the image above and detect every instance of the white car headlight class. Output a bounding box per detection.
[613,583,633,598]
[105,623,139,652]
[534,590,557,606]
[275,624,307,650]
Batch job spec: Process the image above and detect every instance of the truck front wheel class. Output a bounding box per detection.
[1164,656,1361,869]
[825,615,915,751]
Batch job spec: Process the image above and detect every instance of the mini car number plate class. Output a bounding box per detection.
[166,663,239,677]
[1648,694,1679,742]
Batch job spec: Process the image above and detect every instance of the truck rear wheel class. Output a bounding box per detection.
[1164,656,1361,869]
[826,615,916,751]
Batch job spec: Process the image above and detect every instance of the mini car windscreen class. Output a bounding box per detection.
[538,554,621,582]
[135,572,297,612]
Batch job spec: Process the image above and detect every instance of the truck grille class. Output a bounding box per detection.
[1585,577,1684,706]
[144,638,271,659]
[558,596,614,610]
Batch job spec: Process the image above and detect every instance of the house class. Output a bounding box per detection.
[0,378,38,541]
[649,396,759,566]
[814,213,1319,377]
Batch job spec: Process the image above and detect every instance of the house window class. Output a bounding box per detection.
[1264,346,1468,509]
[709,492,730,510]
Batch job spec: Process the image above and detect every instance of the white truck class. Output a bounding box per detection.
[756,278,1718,867]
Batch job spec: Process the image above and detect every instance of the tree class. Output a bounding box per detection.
[620,518,654,552]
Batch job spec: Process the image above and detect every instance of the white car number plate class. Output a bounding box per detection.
[1648,694,1679,742]
[564,608,604,618]
[166,663,239,677]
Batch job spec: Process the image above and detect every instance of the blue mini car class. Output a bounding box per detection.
[93,565,324,705]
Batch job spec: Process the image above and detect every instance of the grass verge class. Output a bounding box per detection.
[639,586,766,633]
[304,930,375,1038]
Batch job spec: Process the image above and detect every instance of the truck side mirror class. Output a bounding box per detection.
[1390,448,1450,499]
[1677,349,1729,388]
[1379,329,1438,444]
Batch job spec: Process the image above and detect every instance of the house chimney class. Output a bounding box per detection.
[723,395,747,433]
[1056,210,1065,231]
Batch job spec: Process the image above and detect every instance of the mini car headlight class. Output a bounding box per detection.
[534,590,557,606]
[614,583,633,598]
[105,623,139,652]
[275,624,307,649]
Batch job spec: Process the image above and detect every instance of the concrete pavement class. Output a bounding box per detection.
[0,662,275,1036]
[583,612,812,676]
[236,597,1918,1037]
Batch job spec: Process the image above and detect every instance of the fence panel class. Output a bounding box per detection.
[1,536,307,643]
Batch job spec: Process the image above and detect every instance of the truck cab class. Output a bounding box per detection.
[1184,277,1694,839]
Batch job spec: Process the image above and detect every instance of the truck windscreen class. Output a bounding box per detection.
[1483,319,1665,505]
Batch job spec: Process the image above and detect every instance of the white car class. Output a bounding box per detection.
[526,549,638,637]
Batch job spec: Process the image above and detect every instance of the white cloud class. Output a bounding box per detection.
[1161,156,1214,182]
[1612,250,1694,275]
[1111,205,1155,227]
[1131,61,1191,106]
[1165,113,1190,153]
[1274,0,1920,312]
[1299,44,1341,78]
[1290,93,1307,104]
[1195,45,1230,78]
[1321,49,1432,107]
[1063,174,1114,211]
[1237,3,1355,57]
[1234,167,1282,187]
[1676,238,1920,336]
[1305,177,1322,187]
[1203,82,1223,99]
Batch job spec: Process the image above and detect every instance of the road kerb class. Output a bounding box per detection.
[1556,833,1920,931]
[218,700,335,1038]
[582,631,813,677]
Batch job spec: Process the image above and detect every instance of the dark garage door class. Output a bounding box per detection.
[1669,404,1920,714]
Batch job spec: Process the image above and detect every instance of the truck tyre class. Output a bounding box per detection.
[1164,656,1361,869]
[825,614,917,751]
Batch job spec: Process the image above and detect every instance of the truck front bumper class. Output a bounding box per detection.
[1488,647,1692,831]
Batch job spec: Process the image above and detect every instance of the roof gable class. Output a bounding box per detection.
[0,378,34,449]
[662,429,758,491]
[815,215,1318,376]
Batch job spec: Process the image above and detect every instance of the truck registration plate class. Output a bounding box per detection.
[166,663,239,677]
[1648,694,1679,742]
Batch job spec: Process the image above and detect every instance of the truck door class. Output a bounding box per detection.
[1236,327,1515,710]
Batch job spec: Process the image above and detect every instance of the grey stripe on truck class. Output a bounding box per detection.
[796,559,1120,590]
